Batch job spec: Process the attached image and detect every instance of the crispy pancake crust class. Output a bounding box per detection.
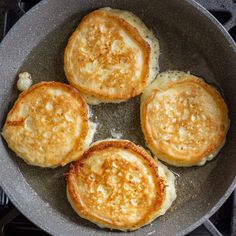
[64,7,159,104]
[141,71,229,167]
[67,140,176,231]
[2,82,93,168]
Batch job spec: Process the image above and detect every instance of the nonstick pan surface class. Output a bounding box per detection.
[0,0,236,235]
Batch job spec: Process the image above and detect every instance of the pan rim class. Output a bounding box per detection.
[0,0,235,235]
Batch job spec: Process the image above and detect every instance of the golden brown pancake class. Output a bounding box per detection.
[141,71,229,167]
[64,7,159,104]
[66,139,176,231]
[2,82,96,168]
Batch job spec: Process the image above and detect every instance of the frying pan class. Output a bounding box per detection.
[0,0,236,235]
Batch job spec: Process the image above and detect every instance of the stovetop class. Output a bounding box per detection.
[0,1,236,236]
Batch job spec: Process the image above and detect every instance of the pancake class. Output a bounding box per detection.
[141,71,229,167]
[64,7,159,104]
[2,82,96,168]
[66,139,176,231]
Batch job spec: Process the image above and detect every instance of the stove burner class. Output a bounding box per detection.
[0,1,235,236]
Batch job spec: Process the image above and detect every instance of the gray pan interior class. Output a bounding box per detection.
[0,0,236,235]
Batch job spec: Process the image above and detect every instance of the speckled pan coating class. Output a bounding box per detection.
[0,0,235,235]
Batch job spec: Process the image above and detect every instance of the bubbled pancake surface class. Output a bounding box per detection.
[64,7,159,104]
[2,82,90,168]
[67,140,176,231]
[141,71,229,167]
